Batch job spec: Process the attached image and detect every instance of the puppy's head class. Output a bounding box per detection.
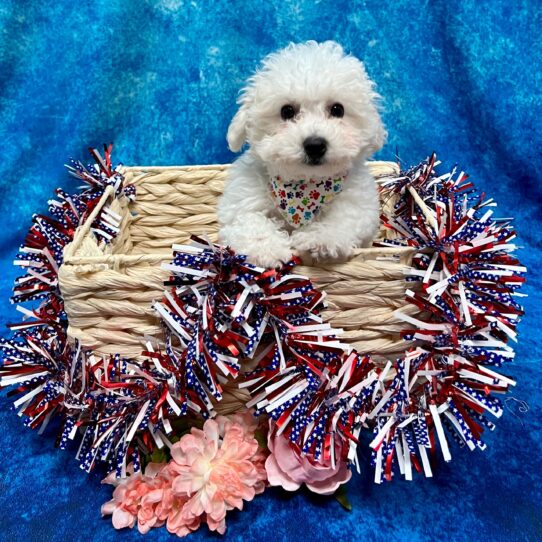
[227,41,386,178]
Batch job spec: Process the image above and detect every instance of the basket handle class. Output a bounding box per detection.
[64,184,115,261]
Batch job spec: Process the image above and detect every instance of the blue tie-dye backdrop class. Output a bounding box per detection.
[0,1,541,541]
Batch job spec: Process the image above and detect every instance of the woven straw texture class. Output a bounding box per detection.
[58,162,420,362]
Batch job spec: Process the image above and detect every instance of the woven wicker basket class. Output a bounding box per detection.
[58,161,420,363]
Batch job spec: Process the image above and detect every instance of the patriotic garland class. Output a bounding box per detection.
[0,146,159,476]
[154,154,526,482]
[0,150,526,490]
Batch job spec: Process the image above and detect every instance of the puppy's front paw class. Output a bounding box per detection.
[246,241,293,269]
[220,216,293,269]
[291,229,353,262]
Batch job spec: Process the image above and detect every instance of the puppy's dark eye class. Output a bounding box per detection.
[330,103,344,118]
[280,104,296,121]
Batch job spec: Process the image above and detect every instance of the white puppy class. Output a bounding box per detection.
[218,40,386,268]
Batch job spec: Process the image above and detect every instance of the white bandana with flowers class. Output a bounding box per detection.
[270,172,347,228]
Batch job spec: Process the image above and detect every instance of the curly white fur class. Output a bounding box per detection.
[218,40,387,268]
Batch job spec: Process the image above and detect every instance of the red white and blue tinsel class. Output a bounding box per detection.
[0,150,526,483]
[0,146,161,476]
[154,154,526,482]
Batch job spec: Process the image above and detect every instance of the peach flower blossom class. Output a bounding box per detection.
[153,485,198,537]
[102,411,268,537]
[101,462,171,534]
[265,421,351,495]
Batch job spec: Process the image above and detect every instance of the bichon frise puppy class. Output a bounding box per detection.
[218,40,386,268]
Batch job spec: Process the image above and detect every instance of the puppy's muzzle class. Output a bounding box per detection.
[303,136,327,165]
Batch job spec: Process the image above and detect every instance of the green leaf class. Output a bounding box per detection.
[169,416,204,440]
[149,447,168,464]
[334,484,352,512]
[254,428,268,450]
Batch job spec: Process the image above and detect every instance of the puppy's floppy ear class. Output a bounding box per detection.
[366,112,387,155]
[227,104,249,152]
[344,54,388,157]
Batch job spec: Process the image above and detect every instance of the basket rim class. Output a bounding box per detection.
[118,159,399,174]
[120,163,230,172]
[62,159,404,266]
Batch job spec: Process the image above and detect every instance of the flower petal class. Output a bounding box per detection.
[112,507,135,530]
[265,454,300,492]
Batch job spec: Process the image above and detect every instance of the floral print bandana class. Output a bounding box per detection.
[269,172,347,228]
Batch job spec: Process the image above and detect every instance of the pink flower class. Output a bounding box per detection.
[101,462,170,534]
[154,485,197,537]
[167,412,267,535]
[265,421,351,495]
[101,412,268,537]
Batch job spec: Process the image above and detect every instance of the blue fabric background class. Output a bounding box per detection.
[0,1,540,541]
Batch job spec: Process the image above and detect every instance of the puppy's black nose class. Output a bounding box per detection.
[303,136,327,162]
